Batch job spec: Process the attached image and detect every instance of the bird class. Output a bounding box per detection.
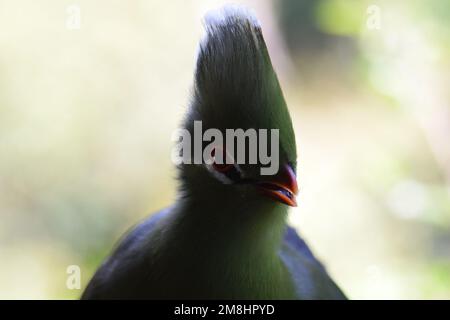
[82,5,346,300]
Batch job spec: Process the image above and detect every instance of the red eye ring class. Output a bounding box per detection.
[212,162,234,172]
[210,147,234,172]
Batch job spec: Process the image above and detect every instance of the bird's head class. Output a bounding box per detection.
[178,6,298,209]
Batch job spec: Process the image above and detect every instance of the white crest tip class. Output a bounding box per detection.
[203,4,261,29]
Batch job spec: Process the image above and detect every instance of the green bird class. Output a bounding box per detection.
[82,6,346,300]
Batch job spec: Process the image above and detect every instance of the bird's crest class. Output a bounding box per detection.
[194,6,273,113]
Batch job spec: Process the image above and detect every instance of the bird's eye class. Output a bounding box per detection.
[212,162,234,172]
[213,162,241,182]
[210,147,234,172]
[209,147,241,181]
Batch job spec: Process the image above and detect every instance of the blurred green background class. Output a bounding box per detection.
[0,0,449,299]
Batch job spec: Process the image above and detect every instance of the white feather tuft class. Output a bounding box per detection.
[195,4,262,66]
[203,4,260,29]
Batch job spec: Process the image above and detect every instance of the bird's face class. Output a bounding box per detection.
[194,102,298,207]
[204,151,298,207]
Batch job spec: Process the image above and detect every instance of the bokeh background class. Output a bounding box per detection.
[0,0,449,299]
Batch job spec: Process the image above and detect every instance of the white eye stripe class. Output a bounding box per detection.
[205,162,243,184]
[211,145,234,165]
[206,164,234,184]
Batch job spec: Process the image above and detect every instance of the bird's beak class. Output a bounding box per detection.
[255,164,298,207]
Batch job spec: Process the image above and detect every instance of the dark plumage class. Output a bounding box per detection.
[82,5,346,300]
